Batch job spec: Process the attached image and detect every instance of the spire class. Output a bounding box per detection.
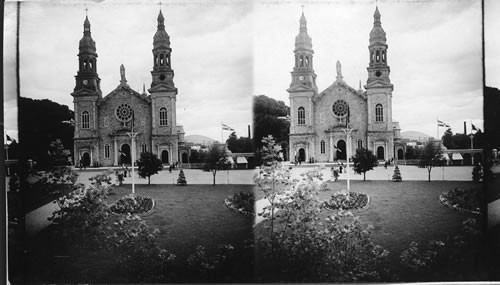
[79,13,96,54]
[153,9,170,49]
[295,10,312,50]
[369,5,386,45]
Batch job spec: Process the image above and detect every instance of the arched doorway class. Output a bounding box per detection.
[397,149,404,160]
[81,152,91,167]
[336,140,346,160]
[377,146,385,160]
[161,150,169,164]
[182,152,188,163]
[120,144,131,164]
[298,148,306,162]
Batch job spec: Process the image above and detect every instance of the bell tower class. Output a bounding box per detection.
[288,10,317,163]
[148,9,179,163]
[365,5,394,161]
[71,13,101,167]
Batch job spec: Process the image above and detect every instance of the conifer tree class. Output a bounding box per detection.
[177,169,187,186]
[392,165,402,182]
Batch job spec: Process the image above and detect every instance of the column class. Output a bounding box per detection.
[114,138,118,166]
[385,140,388,161]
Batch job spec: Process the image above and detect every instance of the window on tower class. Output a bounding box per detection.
[299,55,304,67]
[160,54,164,66]
[375,104,384,122]
[298,107,305,125]
[141,143,147,153]
[104,144,111,158]
[159,107,168,126]
[320,140,325,154]
[81,111,90,129]
[305,56,309,67]
[357,139,363,149]
[382,51,386,63]
[376,50,380,62]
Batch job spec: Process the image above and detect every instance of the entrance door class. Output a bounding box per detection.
[82,152,91,167]
[377,146,385,160]
[120,144,131,164]
[182,152,188,163]
[336,140,346,160]
[161,150,169,164]
[298,148,306,162]
[397,149,404,160]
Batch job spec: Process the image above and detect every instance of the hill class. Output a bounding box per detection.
[401,131,434,141]
[185,134,218,145]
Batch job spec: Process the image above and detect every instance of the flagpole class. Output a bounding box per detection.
[221,122,223,144]
[436,117,439,141]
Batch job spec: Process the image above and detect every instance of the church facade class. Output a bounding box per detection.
[288,7,405,163]
[71,11,189,167]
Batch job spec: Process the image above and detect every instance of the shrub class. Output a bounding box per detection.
[186,244,235,281]
[226,191,254,214]
[442,187,484,213]
[392,165,402,182]
[472,164,482,182]
[177,169,187,186]
[324,190,369,211]
[109,194,154,215]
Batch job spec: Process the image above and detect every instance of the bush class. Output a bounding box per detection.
[324,191,369,211]
[110,194,154,215]
[186,244,235,281]
[472,164,482,182]
[226,191,254,214]
[177,169,187,186]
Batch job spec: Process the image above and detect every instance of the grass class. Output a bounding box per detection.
[254,180,483,281]
[20,184,255,283]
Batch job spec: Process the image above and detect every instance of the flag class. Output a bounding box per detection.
[471,123,477,131]
[437,120,450,128]
[334,145,342,152]
[221,123,234,131]
[6,134,12,142]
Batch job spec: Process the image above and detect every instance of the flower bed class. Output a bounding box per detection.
[110,194,155,216]
[324,191,369,211]
[225,191,255,216]
[440,187,484,215]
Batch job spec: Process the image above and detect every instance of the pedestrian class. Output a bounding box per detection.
[384,161,388,169]
[169,164,172,173]
[339,164,343,173]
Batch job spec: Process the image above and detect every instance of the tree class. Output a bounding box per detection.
[177,169,187,186]
[189,149,206,163]
[203,145,231,186]
[352,148,378,181]
[419,140,445,182]
[48,139,71,167]
[136,152,163,185]
[392,165,402,182]
[226,132,254,153]
[442,128,454,149]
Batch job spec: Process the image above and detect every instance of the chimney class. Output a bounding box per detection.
[248,125,251,138]
[464,121,467,134]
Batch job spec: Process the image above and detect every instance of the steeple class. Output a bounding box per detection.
[366,5,391,86]
[289,9,316,91]
[73,12,101,96]
[150,8,176,92]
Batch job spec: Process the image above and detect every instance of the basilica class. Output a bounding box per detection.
[288,6,405,163]
[72,10,189,167]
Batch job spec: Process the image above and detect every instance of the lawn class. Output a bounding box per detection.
[254,180,485,281]
[20,184,256,283]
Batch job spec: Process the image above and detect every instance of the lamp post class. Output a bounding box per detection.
[469,133,474,165]
[126,110,137,195]
[342,127,353,192]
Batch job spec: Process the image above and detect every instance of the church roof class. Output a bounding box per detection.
[316,78,366,101]
[295,11,312,50]
[99,84,151,106]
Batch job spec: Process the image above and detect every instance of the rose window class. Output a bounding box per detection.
[332,100,349,117]
[115,104,133,122]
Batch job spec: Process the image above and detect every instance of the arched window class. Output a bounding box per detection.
[382,50,386,63]
[159,107,168,126]
[320,140,325,154]
[141,143,147,153]
[104,144,110,158]
[375,104,384,122]
[376,50,380,62]
[357,139,363,149]
[305,56,309,67]
[81,111,90,129]
[299,55,304,67]
[297,107,305,125]
[160,54,164,66]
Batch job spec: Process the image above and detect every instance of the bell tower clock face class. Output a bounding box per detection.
[83,79,88,85]
[299,75,305,81]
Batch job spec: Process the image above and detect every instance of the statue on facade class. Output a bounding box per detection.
[336,60,343,80]
[120,64,127,84]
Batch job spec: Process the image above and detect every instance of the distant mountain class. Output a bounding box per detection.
[185,134,218,145]
[401,131,434,141]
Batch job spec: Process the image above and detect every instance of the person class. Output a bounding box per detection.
[384,161,388,169]
[169,164,173,173]
[339,164,343,173]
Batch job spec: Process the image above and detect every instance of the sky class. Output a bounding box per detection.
[252,0,483,139]
[485,0,500,88]
[3,0,253,142]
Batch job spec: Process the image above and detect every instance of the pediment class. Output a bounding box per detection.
[364,80,394,90]
[100,85,151,105]
[287,84,315,93]
[315,80,366,101]
[148,84,178,94]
